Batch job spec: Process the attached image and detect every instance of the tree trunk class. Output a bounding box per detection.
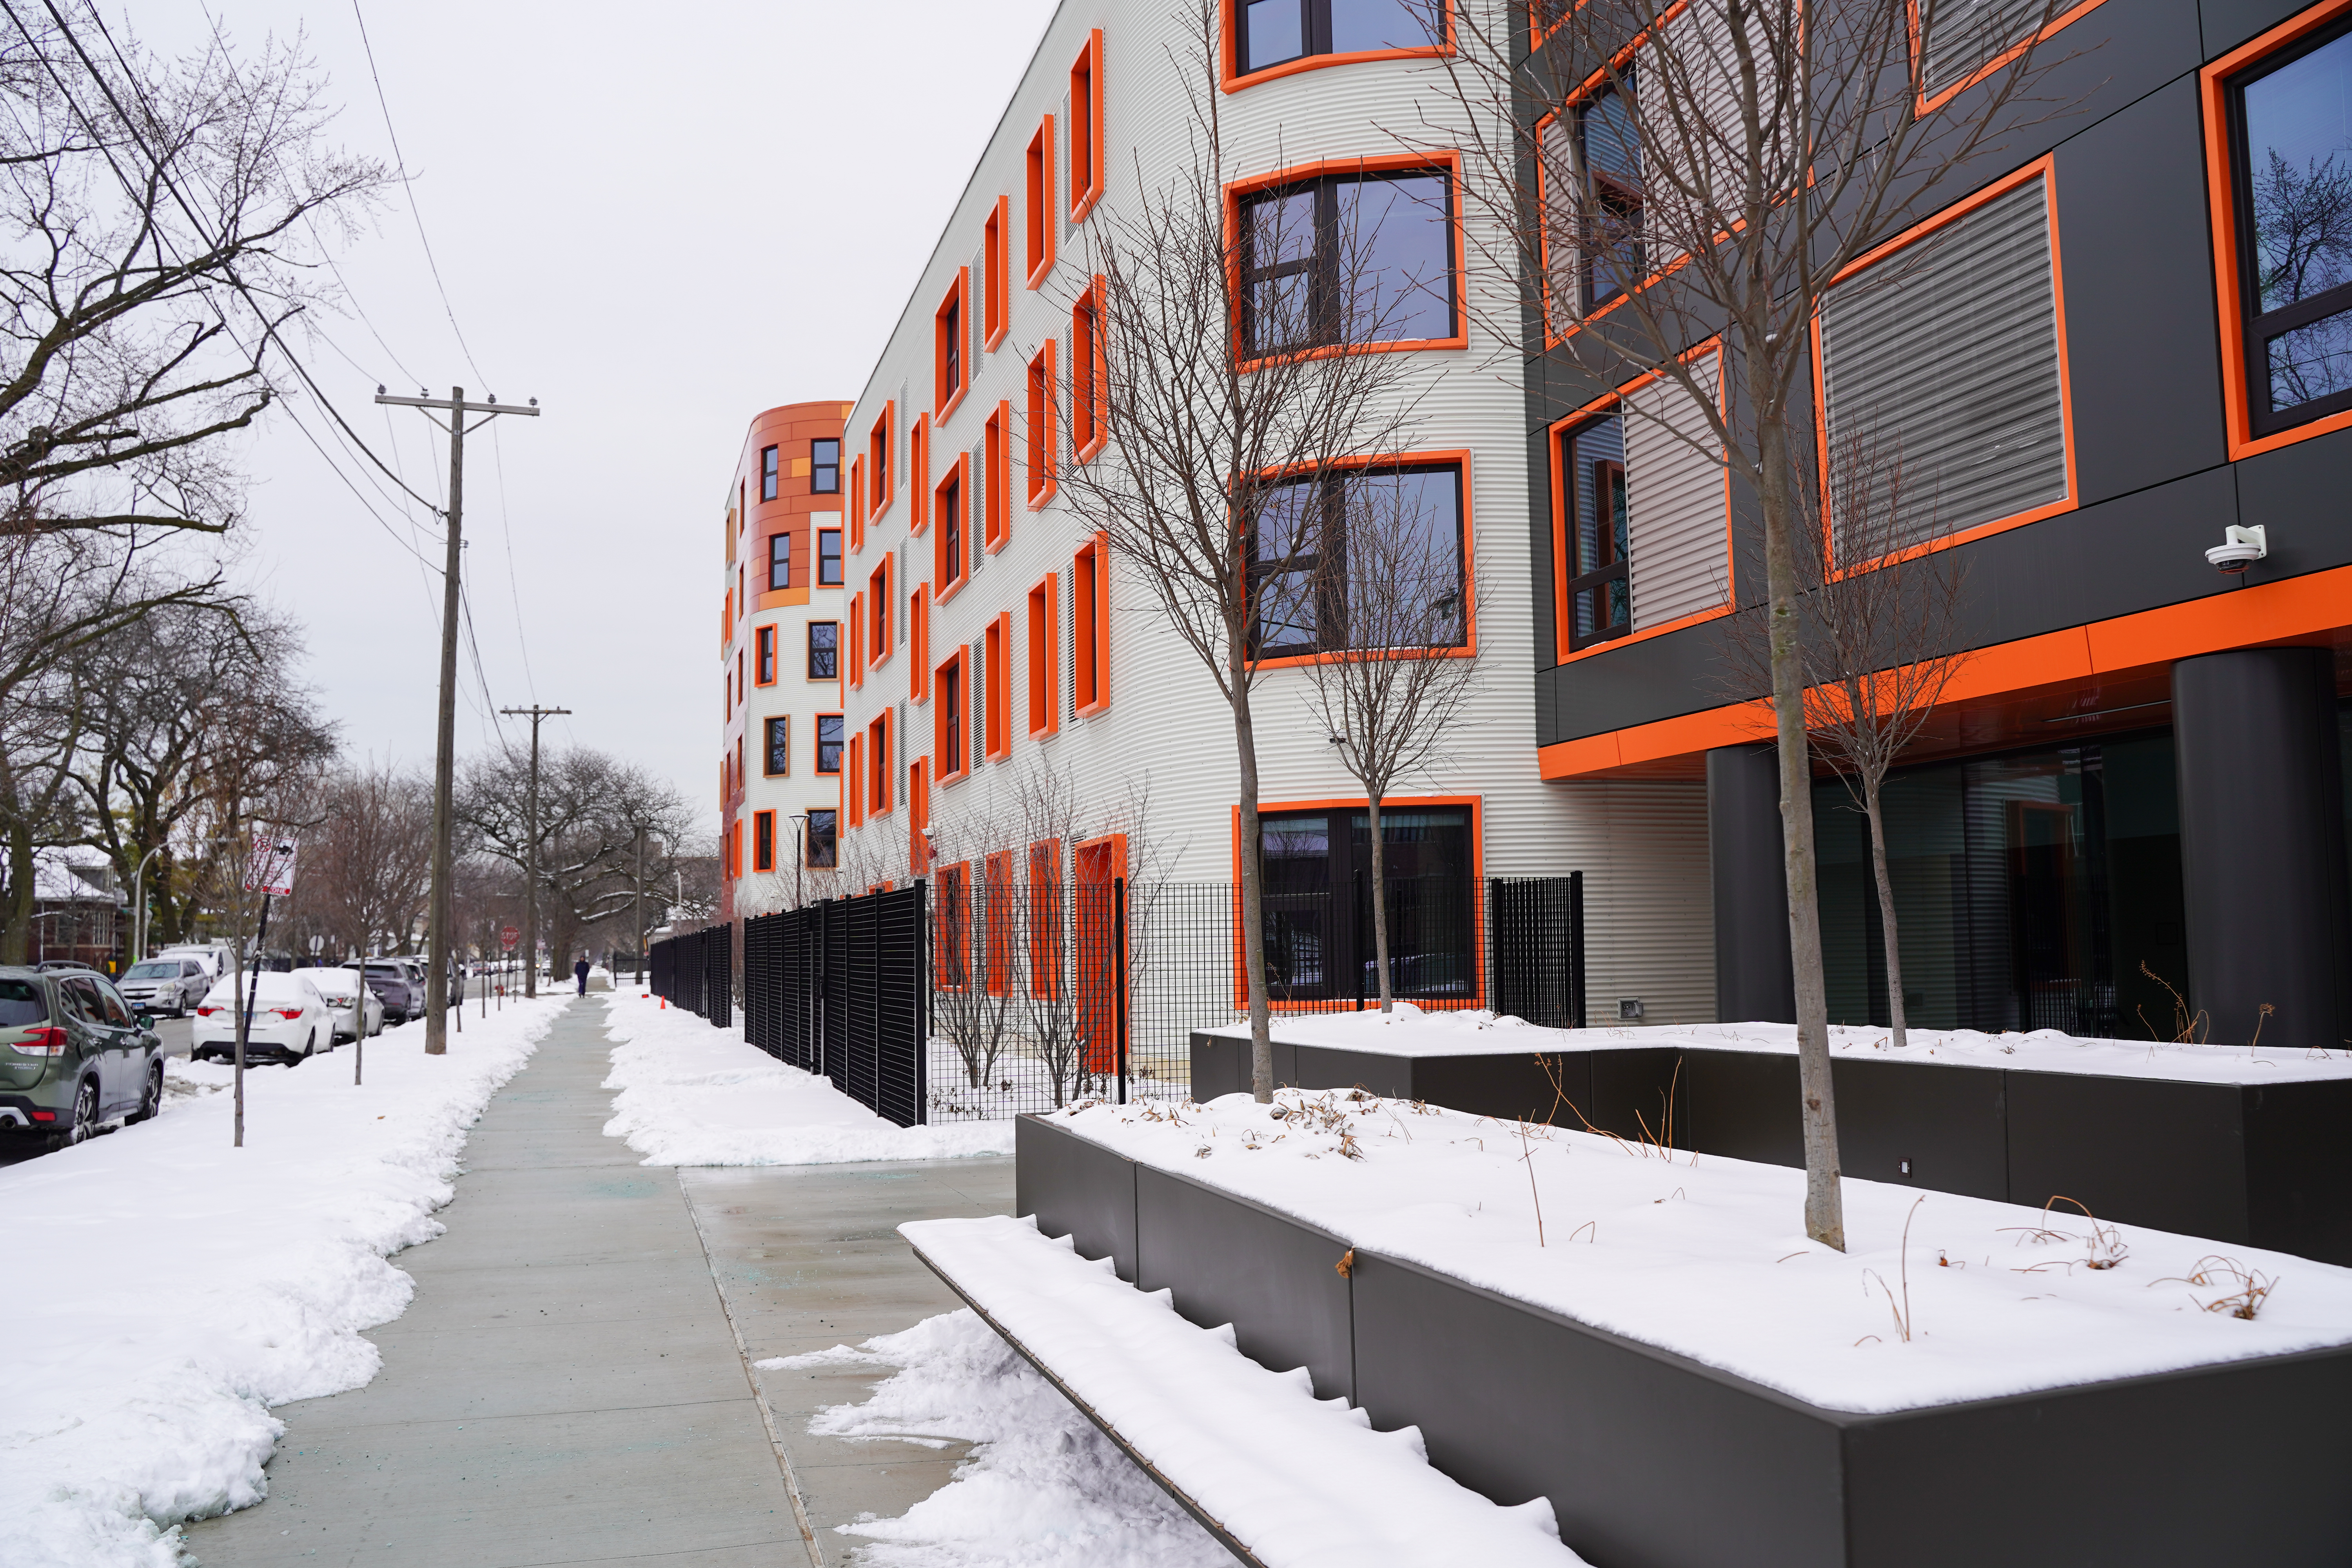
[0,818,33,965]
[1233,660,1273,1103]
[1367,791,1393,1011]
[1864,772,1908,1051]
[1755,397,1844,1250]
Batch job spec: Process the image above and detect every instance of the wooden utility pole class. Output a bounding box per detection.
[377,386,540,1056]
[633,825,646,987]
[498,704,571,998]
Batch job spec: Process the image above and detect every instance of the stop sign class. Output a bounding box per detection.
[501,926,519,949]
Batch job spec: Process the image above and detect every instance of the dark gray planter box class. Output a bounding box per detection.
[1018,1113,2352,1568]
[1188,1031,2352,1265]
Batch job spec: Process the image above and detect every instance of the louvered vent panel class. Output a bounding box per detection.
[1818,176,2065,553]
[1921,0,2048,95]
[970,446,986,577]
[970,250,986,364]
[971,639,987,761]
[1064,570,1077,726]
[1624,352,1728,630]
[896,701,906,804]
[897,380,909,491]
[1059,94,1073,245]
[898,541,909,640]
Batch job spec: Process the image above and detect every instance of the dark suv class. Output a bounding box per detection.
[0,966,165,1145]
[361,962,418,1025]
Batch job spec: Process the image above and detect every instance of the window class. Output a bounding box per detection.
[768,531,791,591]
[1258,803,1475,1003]
[848,593,864,688]
[1026,341,1058,505]
[765,714,790,776]
[756,625,776,685]
[1574,75,1643,313]
[910,587,930,699]
[937,274,967,414]
[754,811,775,873]
[807,808,838,868]
[936,459,966,592]
[984,401,1011,548]
[1025,116,1057,285]
[1072,281,1105,457]
[760,444,780,502]
[808,621,838,679]
[848,735,864,827]
[868,403,894,516]
[816,713,844,773]
[849,457,864,550]
[868,560,892,660]
[1028,573,1060,736]
[1070,31,1105,220]
[1557,421,1630,650]
[818,529,843,586]
[1818,169,2067,554]
[868,712,893,816]
[1248,464,1468,659]
[731,821,742,880]
[811,437,840,494]
[1238,167,1457,356]
[936,651,966,778]
[1234,1,1446,80]
[1028,838,1064,998]
[2228,22,2352,436]
[985,848,1018,994]
[1074,535,1109,711]
[984,196,1011,347]
[985,614,1011,761]
[910,414,931,533]
[935,861,971,987]
[735,650,744,709]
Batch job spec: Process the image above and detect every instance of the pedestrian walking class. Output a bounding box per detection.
[574,954,590,996]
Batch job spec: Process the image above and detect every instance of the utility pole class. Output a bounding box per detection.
[498,704,571,999]
[633,825,646,987]
[378,385,540,1056]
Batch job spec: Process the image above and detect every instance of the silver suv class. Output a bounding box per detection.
[118,955,209,1017]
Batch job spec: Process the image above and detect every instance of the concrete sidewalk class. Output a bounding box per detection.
[183,997,1010,1568]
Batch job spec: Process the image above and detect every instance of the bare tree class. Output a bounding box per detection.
[277,762,432,960]
[1294,471,1485,1011]
[1052,0,1429,1103]
[1416,0,2085,1247]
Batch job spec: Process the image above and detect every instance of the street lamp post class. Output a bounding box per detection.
[788,814,808,910]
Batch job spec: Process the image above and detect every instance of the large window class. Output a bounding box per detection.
[817,529,843,586]
[765,715,789,776]
[760,444,780,502]
[807,808,838,869]
[1258,805,1475,1003]
[2230,22,2352,433]
[1575,74,1643,312]
[1239,169,1455,355]
[768,532,791,591]
[1558,418,1630,650]
[808,621,838,679]
[1250,463,1465,659]
[1237,0,1443,77]
[811,438,840,494]
[815,713,844,774]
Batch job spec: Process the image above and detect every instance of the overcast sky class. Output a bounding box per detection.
[132,0,1060,833]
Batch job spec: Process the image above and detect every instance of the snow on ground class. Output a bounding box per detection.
[599,989,1013,1164]
[1205,1003,2352,1083]
[0,996,569,1568]
[1042,1088,2352,1414]
[758,1308,1233,1568]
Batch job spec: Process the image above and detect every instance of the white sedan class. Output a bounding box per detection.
[191,972,336,1064]
[304,966,385,1042]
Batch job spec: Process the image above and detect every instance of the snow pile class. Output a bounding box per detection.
[1206,1004,2352,1083]
[886,1218,1581,1568]
[599,989,1013,1165]
[758,1307,1234,1568]
[0,996,569,1568]
[1042,1089,2352,1413]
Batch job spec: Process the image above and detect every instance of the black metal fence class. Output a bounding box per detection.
[648,923,732,1029]
[741,883,929,1128]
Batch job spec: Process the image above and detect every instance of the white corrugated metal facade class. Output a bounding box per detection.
[829,0,1716,1024]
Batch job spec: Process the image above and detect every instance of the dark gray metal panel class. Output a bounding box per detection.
[1687,1049,1805,1168]
[1831,1058,2009,1200]
[2056,75,2230,505]
[1133,1166,1356,1404]
[2245,1079,2352,1265]
[1408,1051,1570,1121]
[1187,1033,1250,1101]
[1586,1047,1686,1143]
[1292,1045,1412,1100]
[1710,745,1798,1024]
[1014,1115,1138,1280]
[2173,647,2352,1050]
[2006,1071,2250,1241]
[1543,621,1732,743]
[2230,419,2352,579]
[1351,1252,1849,1568]
[2203,0,2310,60]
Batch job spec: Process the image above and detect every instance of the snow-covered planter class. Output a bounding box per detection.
[1191,1012,2352,1265]
[1016,1094,2352,1568]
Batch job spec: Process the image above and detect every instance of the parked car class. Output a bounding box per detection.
[32,959,95,973]
[191,972,333,1064]
[0,966,165,1145]
[118,955,210,1017]
[152,943,232,980]
[360,962,419,1025]
[306,966,385,1043]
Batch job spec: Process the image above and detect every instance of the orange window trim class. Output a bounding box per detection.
[867,402,895,519]
[1069,30,1107,222]
[984,196,1011,349]
[867,558,892,665]
[984,848,1018,995]
[848,592,865,688]
[2204,0,2352,461]
[1808,155,2076,569]
[1072,276,1109,462]
[1025,340,1059,509]
[1225,795,1485,1011]
[934,452,971,603]
[1025,114,1058,288]
[1074,532,1110,715]
[753,810,775,874]
[1910,0,2110,116]
[868,711,893,818]
[847,734,865,828]
[1222,152,1470,367]
[909,413,931,536]
[910,762,932,874]
[936,270,971,423]
[1222,0,1456,92]
[984,400,1013,551]
[910,586,930,700]
[1544,348,1729,667]
[985,612,1013,762]
[933,860,970,986]
[1027,572,1060,737]
[1027,837,1063,999]
[848,455,865,552]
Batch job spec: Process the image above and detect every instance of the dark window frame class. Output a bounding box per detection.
[815,713,845,775]
[1246,461,1468,660]
[764,714,789,776]
[1238,168,1458,357]
[753,810,775,873]
[1255,801,1478,1004]
[1238,0,1442,77]
[1574,71,1644,314]
[817,529,844,586]
[811,438,840,494]
[756,624,776,685]
[939,657,965,777]
[806,808,839,868]
[1558,416,1632,652]
[768,532,791,591]
[760,444,780,502]
[808,621,838,680]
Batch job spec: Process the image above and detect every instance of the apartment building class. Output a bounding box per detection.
[719,401,851,922]
[1532,0,2352,1047]
[832,0,1718,1022]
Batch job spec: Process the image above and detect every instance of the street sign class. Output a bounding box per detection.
[501,926,519,949]
[309,934,324,954]
[243,832,298,896]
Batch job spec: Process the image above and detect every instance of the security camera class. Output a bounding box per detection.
[2205,524,2267,573]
